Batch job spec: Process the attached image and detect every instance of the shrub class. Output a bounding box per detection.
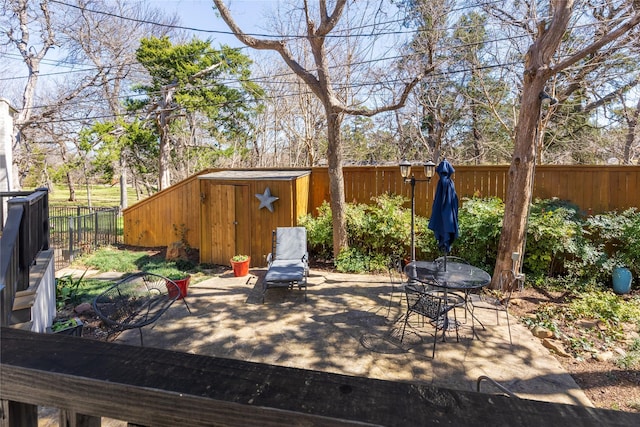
[524,200,582,278]
[55,270,87,309]
[301,194,420,271]
[577,209,640,285]
[301,195,640,285]
[623,214,640,279]
[335,247,388,273]
[455,197,503,272]
[299,202,334,260]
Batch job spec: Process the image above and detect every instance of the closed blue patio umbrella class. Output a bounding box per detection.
[428,159,459,270]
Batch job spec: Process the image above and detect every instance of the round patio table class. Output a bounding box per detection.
[404,260,491,291]
[404,260,491,337]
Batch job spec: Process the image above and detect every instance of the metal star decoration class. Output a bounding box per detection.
[255,187,279,212]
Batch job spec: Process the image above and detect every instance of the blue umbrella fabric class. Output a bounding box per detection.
[428,159,459,254]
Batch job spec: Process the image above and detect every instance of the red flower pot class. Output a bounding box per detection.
[167,275,191,300]
[230,257,250,277]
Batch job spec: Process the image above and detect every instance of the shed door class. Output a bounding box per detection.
[206,184,250,265]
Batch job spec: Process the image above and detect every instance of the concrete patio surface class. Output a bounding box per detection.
[105,267,592,408]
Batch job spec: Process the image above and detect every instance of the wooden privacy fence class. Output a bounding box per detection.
[123,165,640,252]
[310,165,640,217]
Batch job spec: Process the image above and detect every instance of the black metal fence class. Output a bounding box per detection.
[49,206,122,270]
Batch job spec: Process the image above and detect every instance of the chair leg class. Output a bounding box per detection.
[453,308,460,343]
[182,298,192,314]
[431,326,438,359]
[505,309,513,346]
[433,316,446,358]
[386,282,395,318]
[400,312,411,342]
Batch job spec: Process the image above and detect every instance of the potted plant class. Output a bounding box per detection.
[147,266,191,299]
[167,272,191,299]
[230,254,251,277]
[166,271,191,300]
[49,317,84,336]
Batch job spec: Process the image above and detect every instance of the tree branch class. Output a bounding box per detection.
[341,68,432,116]
[213,0,323,97]
[550,11,640,76]
[316,0,347,36]
[583,76,640,113]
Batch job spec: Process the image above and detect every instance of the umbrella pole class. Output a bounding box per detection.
[410,176,416,263]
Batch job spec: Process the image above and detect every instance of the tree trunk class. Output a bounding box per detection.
[66,171,76,202]
[492,0,576,287]
[326,108,348,256]
[492,85,544,287]
[120,156,128,209]
[623,96,640,164]
[157,84,175,190]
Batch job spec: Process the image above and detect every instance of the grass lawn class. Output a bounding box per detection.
[26,183,147,208]
[59,246,224,306]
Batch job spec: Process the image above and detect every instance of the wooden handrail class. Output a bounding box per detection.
[0,204,24,327]
[2,328,640,426]
[0,189,49,327]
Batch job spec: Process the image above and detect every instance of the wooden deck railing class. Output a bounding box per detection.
[2,328,640,427]
[0,189,50,327]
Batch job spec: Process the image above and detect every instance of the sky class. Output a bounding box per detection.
[155,0,278,47]
[0,1,276,104]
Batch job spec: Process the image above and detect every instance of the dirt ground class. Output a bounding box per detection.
[508,287,640,413]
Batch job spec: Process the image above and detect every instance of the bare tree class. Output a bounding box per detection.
[213,0,426,258]
[492,1,640,286]
[58,0,178,206]
[252,58,326,167]
[2,0,55,129]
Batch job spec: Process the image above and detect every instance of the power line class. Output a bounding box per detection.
[7,1,638,115]
[6,0,631,83]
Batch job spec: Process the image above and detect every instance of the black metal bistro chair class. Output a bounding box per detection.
[400,283,460,358]
[474,269,520,345]
[93,272,191,346]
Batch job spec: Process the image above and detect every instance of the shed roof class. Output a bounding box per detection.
[198,170,311,181]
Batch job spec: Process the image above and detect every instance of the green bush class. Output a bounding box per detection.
[574,209,640,284]
[454,197,503,272]
[55,270,87,309]
[302,195,640,287]
[335,247,388,273]
[524,200,582,278]
[301,194,418,271]
[299,202,334,260]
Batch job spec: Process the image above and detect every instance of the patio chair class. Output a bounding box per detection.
[262,227,309,303]
[386,254,405,318]
[400,283,460,358]
[473,269,519,345]
[93,272,191,346]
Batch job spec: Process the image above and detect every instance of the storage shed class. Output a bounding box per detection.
[198,170,311,267]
